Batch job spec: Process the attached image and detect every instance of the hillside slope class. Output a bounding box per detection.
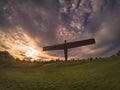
[0,56,120,90]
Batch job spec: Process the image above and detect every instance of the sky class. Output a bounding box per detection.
[0,0,120,61]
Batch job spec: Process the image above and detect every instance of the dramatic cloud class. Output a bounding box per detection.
[0,0,120,60]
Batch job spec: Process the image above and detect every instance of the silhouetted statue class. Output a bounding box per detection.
[43,38,95,61]
[64,40,68,61]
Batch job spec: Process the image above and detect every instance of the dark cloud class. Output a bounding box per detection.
[0,6,8,27]
[21,0,59,45]
[93,0,120,53]
[57,0,120,59]
[0,0,60,45]
[0,0,120,60]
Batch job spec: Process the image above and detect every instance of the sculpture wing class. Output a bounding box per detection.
[43,43,65,51]
[43,38,95,51]
[67,38,95,49]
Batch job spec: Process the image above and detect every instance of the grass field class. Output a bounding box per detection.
[0,56,120,90]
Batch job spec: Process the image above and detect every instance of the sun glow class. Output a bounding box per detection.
[25,46,38,57]
[0,28,57,61]
[0,29,44,60]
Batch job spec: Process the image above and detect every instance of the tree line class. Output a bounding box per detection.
[0,50,120,65]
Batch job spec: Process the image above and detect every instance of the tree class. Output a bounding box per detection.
[90,57,93,61]
[0,51,14,64]
[116,50,120,56]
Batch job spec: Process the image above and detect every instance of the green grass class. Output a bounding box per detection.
[0,56,120,90]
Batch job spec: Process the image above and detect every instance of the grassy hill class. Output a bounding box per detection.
[0,56,120,90]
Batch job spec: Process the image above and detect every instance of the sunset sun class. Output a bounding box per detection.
[25,50,34,57]
[24,46,38,57]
